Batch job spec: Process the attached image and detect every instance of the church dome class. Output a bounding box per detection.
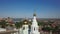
[23,19,29,25]
[33,12,36,16]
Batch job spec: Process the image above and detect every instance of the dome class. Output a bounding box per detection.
[23,19,29,25]
[33,12,36,16]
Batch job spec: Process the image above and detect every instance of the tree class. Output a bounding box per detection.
[0,20,7,28]
[38,21,44,26]
[15,21,22,29]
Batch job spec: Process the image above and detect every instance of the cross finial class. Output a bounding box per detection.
[33,9,36,16]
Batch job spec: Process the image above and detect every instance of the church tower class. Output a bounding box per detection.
[22,18,29,34]
[30,12,40,34]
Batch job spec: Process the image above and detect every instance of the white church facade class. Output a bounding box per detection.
[19,13,40,34]
[0,13,40,34]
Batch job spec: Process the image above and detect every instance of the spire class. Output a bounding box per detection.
[33,12,36,16]
[30,10,40,34]
[32,9,37,25]
[33,9,36,16]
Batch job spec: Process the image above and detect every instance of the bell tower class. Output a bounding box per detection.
[30,11,40,34]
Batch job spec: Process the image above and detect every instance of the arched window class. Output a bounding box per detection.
[34,27,35,31]
[23,27,25,30]
[29,25,31,29]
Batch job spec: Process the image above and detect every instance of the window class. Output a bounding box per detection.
[23,27,25,30]
[34,28,35,31]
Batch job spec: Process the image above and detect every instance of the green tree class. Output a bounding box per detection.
[38,21,44,26]
[0,20,7,28]
[15,21,22,29]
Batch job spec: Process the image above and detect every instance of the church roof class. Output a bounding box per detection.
[22,19,29,25]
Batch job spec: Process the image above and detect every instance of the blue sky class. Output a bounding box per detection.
[0,0,60,18]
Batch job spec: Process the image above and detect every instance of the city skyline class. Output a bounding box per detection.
[0,0,60,18]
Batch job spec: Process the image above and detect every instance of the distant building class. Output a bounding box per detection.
[5,17,13,24]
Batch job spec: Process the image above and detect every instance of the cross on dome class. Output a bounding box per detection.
[33,10,36,16]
